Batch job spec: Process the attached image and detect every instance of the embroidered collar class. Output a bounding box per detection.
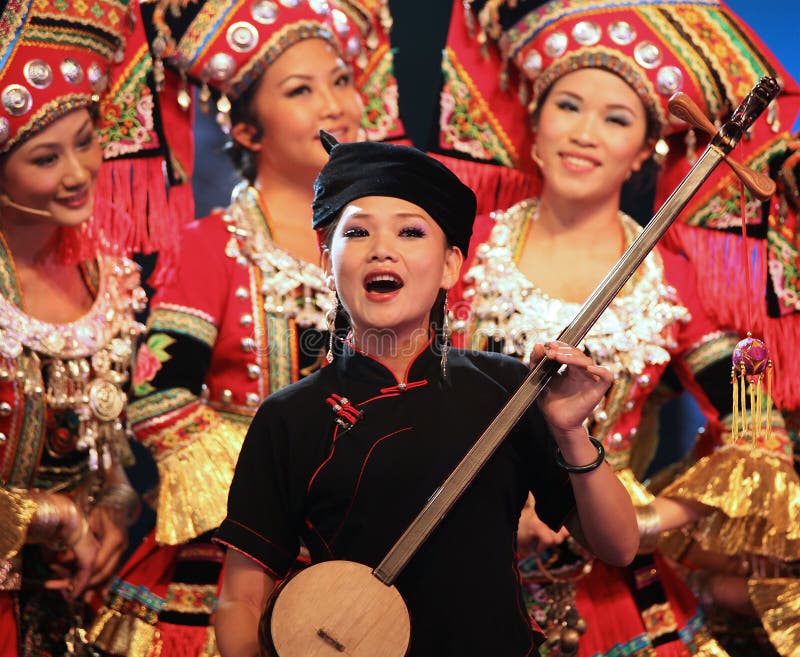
[463,199,689,375]
[0,254,145,473]
[0,256,144,360]
[223,182,334,328]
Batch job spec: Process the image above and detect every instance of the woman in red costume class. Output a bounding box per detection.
[446,1,799,656]
[0,0,179,653]
[87,2,405,656]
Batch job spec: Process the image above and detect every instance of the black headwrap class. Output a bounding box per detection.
[312,131,476,255]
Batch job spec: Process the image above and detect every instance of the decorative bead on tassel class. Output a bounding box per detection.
[731,333,773,447]
[498,61,509,92]
[518,78,529,108]
[477,28,488,59]
[215,93,232,134]
[177,72,191,110]
[198,83,211,114]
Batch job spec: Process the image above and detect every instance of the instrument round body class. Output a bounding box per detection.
[261,560,411,657]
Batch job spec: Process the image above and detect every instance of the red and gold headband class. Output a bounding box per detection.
[172,0,360,100]
[471,0,791,139]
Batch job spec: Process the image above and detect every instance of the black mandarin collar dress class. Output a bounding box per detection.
[216,340,575,657]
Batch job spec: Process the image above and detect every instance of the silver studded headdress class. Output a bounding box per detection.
[0,0,132,154]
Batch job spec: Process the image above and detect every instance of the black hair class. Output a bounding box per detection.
[620,154,660,227]
[222,78,264,184]
[318,219,337,250]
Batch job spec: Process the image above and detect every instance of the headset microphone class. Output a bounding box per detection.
[0,193,54,217]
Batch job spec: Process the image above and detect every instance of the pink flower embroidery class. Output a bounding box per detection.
[133,342,163,388]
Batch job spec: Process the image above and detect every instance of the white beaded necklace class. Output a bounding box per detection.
[462,199,689,375]
[223,182,334,329]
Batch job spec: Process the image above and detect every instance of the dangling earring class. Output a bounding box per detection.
[441,291,450,378]
[653,137,669,166]
[530,143,544,169]
[325,299,338,364]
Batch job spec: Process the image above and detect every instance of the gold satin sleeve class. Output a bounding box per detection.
[0,488,37,560]
[660,444,800,560]
[748,578,800,657]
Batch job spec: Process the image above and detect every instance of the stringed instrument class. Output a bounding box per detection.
[259,77,780,657]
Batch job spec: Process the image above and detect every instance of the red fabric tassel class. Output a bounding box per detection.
[576,555,701,657]
[57,158,191,283]
[149,181,195,286]
[664,222,800,410]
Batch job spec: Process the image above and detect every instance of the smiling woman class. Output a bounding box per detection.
[0,1,153,654]
[447,2,798,657]
[0,111,103,326]
[1,112,101,229]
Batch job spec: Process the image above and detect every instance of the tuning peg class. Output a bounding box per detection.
[668,93,776,201]
[668,92,717,137]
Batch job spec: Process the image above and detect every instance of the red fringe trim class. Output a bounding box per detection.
[149,181,195,286]
[57,159,193,281]
[428,153,539,216]
[156,623,212,657]
[664,222,800,410]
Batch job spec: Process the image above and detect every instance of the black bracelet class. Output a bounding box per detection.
[555,437,605,473]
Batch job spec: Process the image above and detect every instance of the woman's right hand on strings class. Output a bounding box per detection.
[532,341,612,439]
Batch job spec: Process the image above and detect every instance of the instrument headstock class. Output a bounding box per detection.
[667,77,780,201]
